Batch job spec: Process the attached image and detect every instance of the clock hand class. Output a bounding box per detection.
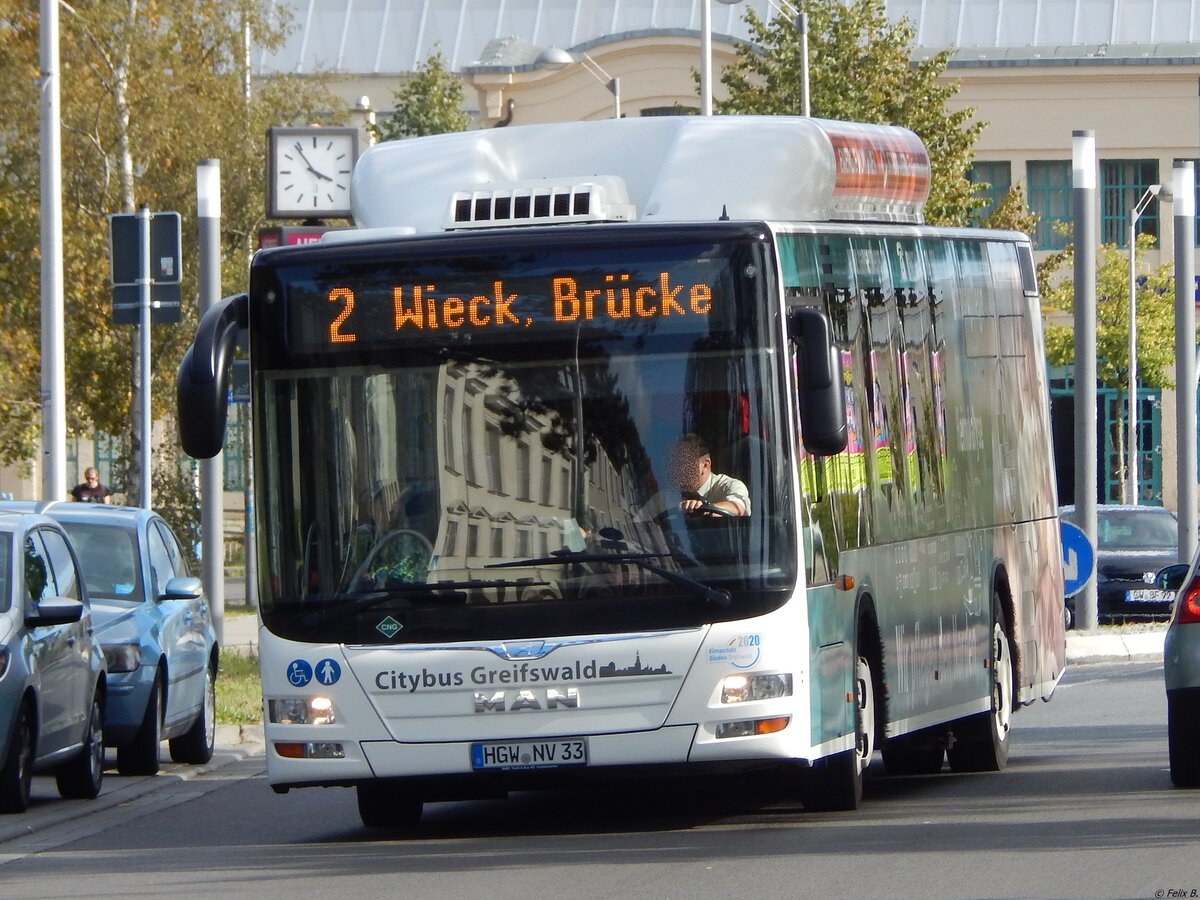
[293,142,333,181]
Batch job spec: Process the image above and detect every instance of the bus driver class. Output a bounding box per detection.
[666,434,751,517]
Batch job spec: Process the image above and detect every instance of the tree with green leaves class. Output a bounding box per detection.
[717,0,985,226]
[0,0,341,505]
[372,50,470,142]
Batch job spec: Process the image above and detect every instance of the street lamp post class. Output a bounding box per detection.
[1126,183,1161,505]
[536,48,620,118]
[702,0,745,116]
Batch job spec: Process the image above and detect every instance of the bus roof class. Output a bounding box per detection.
[348,116,931,236]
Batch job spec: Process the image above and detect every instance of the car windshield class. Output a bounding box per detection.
[1096,509,1178,551]
[60,523,142,602]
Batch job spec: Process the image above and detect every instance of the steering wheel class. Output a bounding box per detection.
[685,501,736,518]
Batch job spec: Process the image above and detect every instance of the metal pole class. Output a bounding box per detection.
[137,204,152,510]
[701,0,713,116]
[1175,161,1197,564]
[610,77,621,119]
[798,11,810,117]
[1073,130,1099,632]
[39,0,66,501]
[197,160,226,643]
[1128,208,1138,505]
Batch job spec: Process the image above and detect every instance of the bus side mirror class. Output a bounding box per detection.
[788,307,848,456]
[177,293,248,459]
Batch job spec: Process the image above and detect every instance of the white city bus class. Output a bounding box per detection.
[178,116,1065,827]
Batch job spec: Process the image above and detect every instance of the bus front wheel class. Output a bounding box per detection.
[801,653,876,811]
[357,783,423,830]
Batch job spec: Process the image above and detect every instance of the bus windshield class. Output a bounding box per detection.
[250,228,796,644]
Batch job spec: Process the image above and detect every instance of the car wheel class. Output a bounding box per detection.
[801,652,876,811]
[55,690,105,800]
[357,783,423,830]
[169,664,216,765]
[0,702,34,814]
[1168,691,1200,787]
[118,674,162,776]
[948,598,1014,773]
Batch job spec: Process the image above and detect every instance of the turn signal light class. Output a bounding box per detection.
[1178,578,1200,624]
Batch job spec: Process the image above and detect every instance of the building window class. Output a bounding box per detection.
[541,456,553,506]
[463,406,477,485]
[486,425,503,494]
[491,525,504,557]
[517,443,531,500]
[1026,160,1071,250]
[640,105,698,116]
[968,161,1012,222]
[1101,159,1160,248]
[443,388,458,474]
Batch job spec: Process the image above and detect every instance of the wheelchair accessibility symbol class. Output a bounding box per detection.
[287,659,313,687]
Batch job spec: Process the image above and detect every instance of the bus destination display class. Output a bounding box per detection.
[285,265,724,351]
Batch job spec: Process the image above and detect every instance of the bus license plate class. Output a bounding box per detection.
[1127,588,1173,603]
[470,738,588,771]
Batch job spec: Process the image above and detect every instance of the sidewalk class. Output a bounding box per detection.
[1065,625,1166,664]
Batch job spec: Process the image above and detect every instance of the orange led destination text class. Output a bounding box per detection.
[325,272,711,344]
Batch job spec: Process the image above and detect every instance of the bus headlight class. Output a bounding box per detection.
[720,673,793,704]
[268,696,337,725]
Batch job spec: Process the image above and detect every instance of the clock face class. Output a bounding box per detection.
[268,127,359,219]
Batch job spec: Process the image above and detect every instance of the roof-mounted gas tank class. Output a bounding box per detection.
[350,115,930,234]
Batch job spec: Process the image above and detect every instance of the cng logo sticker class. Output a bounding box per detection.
[376,616,403,639]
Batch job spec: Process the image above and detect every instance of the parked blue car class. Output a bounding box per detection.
[0,502,219,776]
[0,509,106,812]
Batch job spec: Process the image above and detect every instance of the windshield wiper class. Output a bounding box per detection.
[297,579,551,623]
[487,550,731,608]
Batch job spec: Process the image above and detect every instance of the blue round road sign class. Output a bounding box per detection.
[1060,520,1096,598]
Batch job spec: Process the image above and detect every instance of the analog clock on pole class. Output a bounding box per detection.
[267,126,359,220]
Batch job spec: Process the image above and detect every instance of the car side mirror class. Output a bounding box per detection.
[160,576,203,602]
[1157,563,1190,592]
[25,596,84,628]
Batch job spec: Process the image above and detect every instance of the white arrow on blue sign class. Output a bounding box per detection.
[1061,520,1096,598]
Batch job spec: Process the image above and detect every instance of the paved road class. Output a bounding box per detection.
[0,662,1192,900]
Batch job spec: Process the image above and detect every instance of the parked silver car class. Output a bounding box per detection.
[1156,558,1200,786]
[0,510,107,813]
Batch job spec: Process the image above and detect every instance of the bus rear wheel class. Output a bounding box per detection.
[948,601,1013,773]
[357,783,423,830]
[801,654,875,811]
